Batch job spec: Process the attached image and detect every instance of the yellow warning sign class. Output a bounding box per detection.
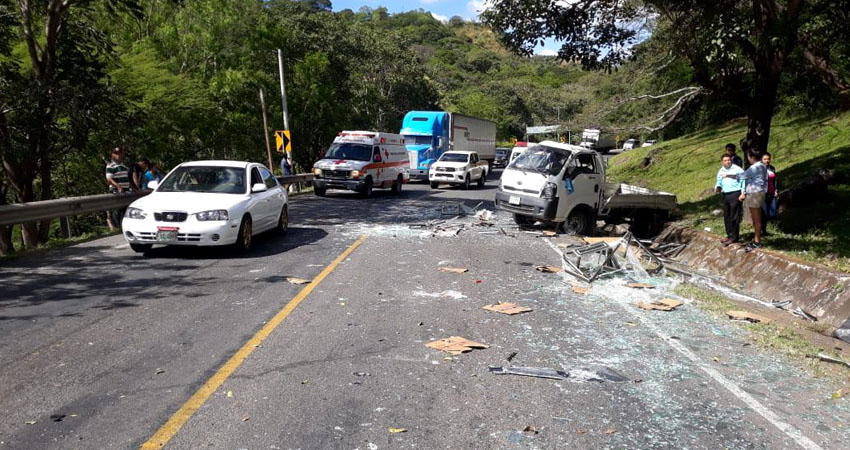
[275,130,291,154]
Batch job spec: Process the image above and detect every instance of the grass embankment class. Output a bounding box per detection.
[608,112,850,272]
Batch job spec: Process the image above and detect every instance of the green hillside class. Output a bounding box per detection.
[607,112,850,272]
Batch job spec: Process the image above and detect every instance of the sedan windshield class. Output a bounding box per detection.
[439,153,469,163]
[510,146,570,175]
[325,143,372,161]
[157,166,247,194]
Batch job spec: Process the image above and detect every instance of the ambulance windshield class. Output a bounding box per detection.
[325,143,372,161]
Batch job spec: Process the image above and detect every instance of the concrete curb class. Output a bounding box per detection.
[656,224,850,327]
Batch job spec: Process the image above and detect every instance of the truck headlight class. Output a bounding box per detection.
[196,210,229,221]
[542,182,557,200]
[350,170,361,179]
[313,168,322,176]
[125,207,146,220]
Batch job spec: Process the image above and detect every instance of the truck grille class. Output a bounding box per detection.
[322,169,350,179]
[154,212,188,222]
[435,167,456,172]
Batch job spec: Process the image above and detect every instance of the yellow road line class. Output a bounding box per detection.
[141,235,368,449]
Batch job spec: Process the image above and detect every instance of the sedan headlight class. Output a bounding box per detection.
[125,207,146,220]
[196,210,229,221]
[313,168,322,176]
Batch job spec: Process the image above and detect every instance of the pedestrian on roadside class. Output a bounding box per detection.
[724,147,769,252]
[281,155,293,177]
[761,152,778,235]
[143,162,163,190]
[715,153,745,246]
[105,147,130,230]
[127,157,149,192]
[725,143,743,168]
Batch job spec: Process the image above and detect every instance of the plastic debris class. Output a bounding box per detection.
[426,336,489,355]
[834,318,850,344]
[475,210,493,222]
[226,391,233,397]
[286,277,312,285]
[155,368,165,374]
[726,310,772,324]
[483,302,533,315]
[535,265,562,274]
[792,307,818,322]
[438,267,468,274]
[489,366,629,383]
[523,425,539,434]
[388,427,407,433]
[831,388,846,399]
[818,353,850,369]
[637,298,683,311]
[25,420,36,425]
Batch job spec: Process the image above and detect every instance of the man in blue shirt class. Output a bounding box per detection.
[716,153,745,246]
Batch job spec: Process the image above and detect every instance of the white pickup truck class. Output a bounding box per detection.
[429,151,488,190]
[495,141,677,236]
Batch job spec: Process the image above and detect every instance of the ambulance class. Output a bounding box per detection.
[312,131,410,197]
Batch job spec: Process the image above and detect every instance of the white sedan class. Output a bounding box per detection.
[122,161,288,253]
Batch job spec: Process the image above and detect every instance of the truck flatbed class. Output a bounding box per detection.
[603,183,677,212]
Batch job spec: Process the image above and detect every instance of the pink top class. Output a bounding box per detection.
[766,170,776,195]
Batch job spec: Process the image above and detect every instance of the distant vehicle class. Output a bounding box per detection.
[312,131,409,197]
[622,139,640,150]
[122,161,288,254]
[496,141,677,236]
[494,148,510,167]
[641,140,658,147]
[579,128,616,154]
[429,151,488,190]
[400,111,497,181]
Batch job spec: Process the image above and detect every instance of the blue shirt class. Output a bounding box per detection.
[716,164,745,193]
[736,161,768,194]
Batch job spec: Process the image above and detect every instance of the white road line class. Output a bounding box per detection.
[544,239,824,450]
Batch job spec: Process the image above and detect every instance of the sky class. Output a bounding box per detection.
[331,0,560,55]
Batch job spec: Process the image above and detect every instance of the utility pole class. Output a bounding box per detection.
[259,88,274,171]
[277,49,290,134]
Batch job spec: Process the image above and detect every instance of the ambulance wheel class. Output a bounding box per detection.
[361,178,373,198]
[314,187,326,197]
[430,182,439,189]
[391,175,403,194]
[477,170,487,187]
[461,175,471,190]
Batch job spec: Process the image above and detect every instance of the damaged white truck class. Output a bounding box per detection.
[495,141,677,236]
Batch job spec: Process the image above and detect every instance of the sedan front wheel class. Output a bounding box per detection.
[232,215,253,253]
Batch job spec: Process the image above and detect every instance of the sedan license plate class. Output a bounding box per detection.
[509,195,521,205]
[156,230,178,243]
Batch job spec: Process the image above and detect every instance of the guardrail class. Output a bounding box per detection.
[0,174,314,227]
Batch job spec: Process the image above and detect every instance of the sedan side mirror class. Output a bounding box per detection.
[251,183,267,193]
[147,180,159,190]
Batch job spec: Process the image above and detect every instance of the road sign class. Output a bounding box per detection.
[275,130,291,154]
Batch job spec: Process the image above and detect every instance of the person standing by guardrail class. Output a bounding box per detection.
[105,147,131,230]
[716,153,745,247]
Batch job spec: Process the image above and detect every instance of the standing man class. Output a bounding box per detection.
[127,157,149,192]
[716,153,745,246]
[725,143,743,168]
[105,147,131,230]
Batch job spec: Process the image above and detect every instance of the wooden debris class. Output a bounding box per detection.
[627,282,654,289]
[637,298,684,311]
[535,265,562,274]
[540,230,557,237]
[583,237,622,245]
[438,267,469,274]
[571,284,590,295]
[426,336,489,355]
[483,302,533,315]
[726,310,773,324]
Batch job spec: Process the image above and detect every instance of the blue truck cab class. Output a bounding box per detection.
[400,112,449,181]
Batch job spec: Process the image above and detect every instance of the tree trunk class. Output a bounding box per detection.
[742,67,781,155]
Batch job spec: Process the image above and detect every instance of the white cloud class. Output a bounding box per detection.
[536,49,558,56]
[421,0,442,4]
[466,0,493,19]
[430,12,449,23]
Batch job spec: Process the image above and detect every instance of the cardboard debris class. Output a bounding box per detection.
[571,284,590,295]
[557,242,576,249]
[287,277,312,285]
[627,283,655,289]
[540,231,557,237]
[438,267,469,274]
[726,310,772,324]
[583,237,622,245]
[637,298,684,311]
[535,265,562,274]
[426,336,489,355]
[483,302,533,315]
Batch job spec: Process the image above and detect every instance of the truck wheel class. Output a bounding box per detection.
[430,181,439,189]
[361,178,373,198]
[513,214,535,226]
[477,170,487,187]
[461,174,471,190]
[314,187,326,197]
[562,209,594,236]
[391,175,403,194]
[130,243,152,254]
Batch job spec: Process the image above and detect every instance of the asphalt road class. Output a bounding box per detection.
[2,169,849,449]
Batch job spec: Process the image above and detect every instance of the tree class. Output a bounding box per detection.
[482,0,850,153]
[1,0,141,249]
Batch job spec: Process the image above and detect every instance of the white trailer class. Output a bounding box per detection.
[450,113,497,164]
[579,129,616,154]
